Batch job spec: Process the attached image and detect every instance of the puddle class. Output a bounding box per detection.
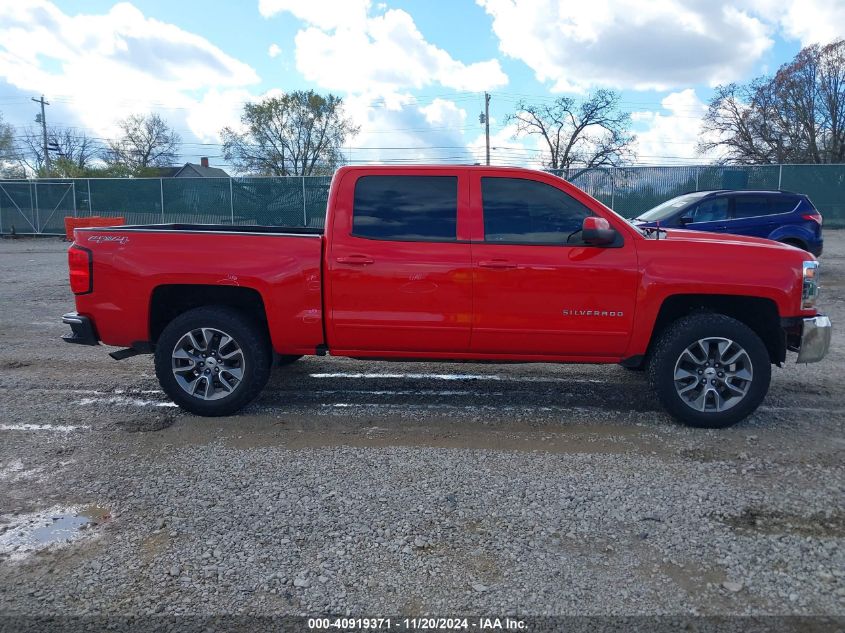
[716,507,845,537]
[0,505,110,561]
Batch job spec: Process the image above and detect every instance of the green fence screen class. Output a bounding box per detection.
[0,166,843,235]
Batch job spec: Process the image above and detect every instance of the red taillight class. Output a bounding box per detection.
[802,212,823,225]
[68,245,92,294]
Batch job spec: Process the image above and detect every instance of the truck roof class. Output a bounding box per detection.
[335,164,550,174]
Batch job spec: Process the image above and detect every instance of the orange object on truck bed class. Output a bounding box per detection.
[64,216,124,241]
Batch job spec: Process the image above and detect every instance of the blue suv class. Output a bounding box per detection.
[633,190,823,256]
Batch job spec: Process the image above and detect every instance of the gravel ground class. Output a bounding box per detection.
[0,233,843,623]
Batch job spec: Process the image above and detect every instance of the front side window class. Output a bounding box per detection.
[482,177,592,244]
[352,175,457,241]
[689,197,729,222]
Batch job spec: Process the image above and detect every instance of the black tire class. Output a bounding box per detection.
[621,364,646,372]
[276,354,303,367]
[154,306,272,416]
[780,238,807,251]
[647,313,771,428]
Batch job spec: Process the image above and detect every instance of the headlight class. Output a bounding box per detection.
[802,260,819,309]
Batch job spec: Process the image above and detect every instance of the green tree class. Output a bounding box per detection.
[222,91,359,176]
[507,89,636,176]
[0,112,24,178]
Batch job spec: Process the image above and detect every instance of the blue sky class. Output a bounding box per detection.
[1,1,843,172]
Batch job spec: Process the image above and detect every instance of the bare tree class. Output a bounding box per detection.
[222,91,359,176]
[103,113,181,171]
[20,126,98,176]
[701,38,845,164]
[507,89,636,176]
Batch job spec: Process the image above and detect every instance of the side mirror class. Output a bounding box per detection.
[679,216,692,225]
[582,216,617,246]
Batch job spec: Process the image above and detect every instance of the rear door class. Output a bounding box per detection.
[327,170,473,354]
[469,173,638,358]
[730,193,785,238]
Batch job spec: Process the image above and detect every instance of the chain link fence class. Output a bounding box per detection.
[1,165,843,235]
[551,164,844,225]
[0,176,333,235]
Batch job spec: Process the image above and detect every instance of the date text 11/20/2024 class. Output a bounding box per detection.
[307,617,527,630]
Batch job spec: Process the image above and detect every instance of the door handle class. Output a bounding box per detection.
[478,259,517,269]
[336,254,375,265]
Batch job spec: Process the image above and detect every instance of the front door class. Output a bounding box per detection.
[685,196,731,233]
[328,170,472,354]
[470,174,639,358]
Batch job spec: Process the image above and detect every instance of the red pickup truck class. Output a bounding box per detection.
[62,166,831,428]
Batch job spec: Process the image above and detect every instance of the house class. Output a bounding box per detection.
[147,158,228,178]
[172,157,229,178]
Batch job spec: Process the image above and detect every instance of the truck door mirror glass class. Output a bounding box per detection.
[582,216,617,246]
[679,216,692,225]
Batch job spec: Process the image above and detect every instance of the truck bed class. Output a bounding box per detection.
[93,223,324,236]
[72,224,325,355]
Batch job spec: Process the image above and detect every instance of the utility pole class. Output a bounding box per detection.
[479,92,491,165]
[484,92,491,165]
[31,95,50,174]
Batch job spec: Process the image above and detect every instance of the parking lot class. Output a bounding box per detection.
[0,234,843,620]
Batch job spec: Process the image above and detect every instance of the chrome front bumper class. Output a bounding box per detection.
[796,315,831,363]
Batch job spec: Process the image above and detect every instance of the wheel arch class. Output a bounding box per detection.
[149,284,270,345]
[646,294,785,365]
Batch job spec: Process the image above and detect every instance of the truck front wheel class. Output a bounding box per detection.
[648,313,771,428]
[154,306,272,416]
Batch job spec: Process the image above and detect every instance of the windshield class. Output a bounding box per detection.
[634,191,710,222]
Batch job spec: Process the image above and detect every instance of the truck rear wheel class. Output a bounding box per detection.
[647,313,771,428]
[154,306,272,416]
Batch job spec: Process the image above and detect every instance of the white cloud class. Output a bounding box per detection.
[631,89,722,165]
[258,0,371,31]
[342,92,477,164]
[467,120,545,168]
[477,0,774,92]
[269,5,507,95]
[186,88,253,143]
[743,0,845,47]
[268,43,282,58]
[781,1,845,46]
[0,1,259,141]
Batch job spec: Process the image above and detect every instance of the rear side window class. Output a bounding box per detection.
[352,175,457,241]
[482,177,591,244]
[768,196,799,214]
[733,196,770,218]
[689,198,729,222]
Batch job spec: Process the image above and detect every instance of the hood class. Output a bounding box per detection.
[659,228,812,255]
